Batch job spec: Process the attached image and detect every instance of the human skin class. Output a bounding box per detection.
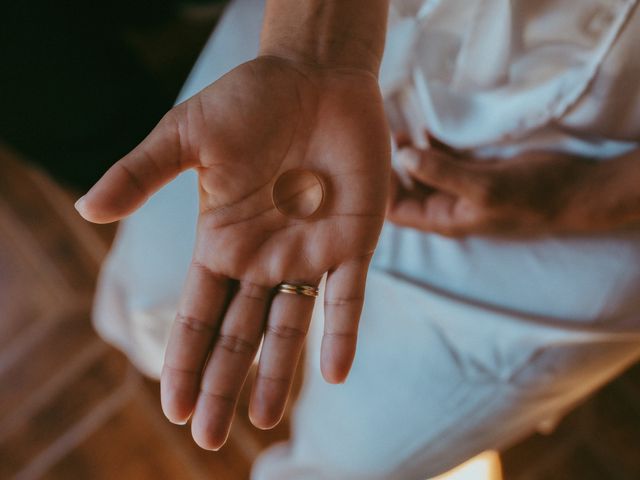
[388,137,640,236]
[76,0,392,451]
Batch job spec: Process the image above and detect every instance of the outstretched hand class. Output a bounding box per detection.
[77,56,391,449]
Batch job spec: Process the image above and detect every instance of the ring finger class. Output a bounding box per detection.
[249,280,319,429]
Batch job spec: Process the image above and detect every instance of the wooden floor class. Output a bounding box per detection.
[0,145,288,480]
[1,144,640,479]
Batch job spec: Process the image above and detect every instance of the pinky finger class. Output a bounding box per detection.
[321,254,372,384]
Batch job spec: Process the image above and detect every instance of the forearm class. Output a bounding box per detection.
[260,0,391,76]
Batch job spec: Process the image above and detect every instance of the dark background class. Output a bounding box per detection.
[0,0,226,189]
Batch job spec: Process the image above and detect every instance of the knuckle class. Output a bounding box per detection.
[216,334,258,356]
[191,261,225,281]
[199,389,237,406]
[266,324,307,341]
[175,314,215,333]
[117,162,147,197]
[324,295,364,308]
[162,363,200,376]
[238,281,270,301]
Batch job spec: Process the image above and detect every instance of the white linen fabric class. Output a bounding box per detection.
[92,0,640,478]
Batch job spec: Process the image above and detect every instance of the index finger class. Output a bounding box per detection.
[397,148,491,201]
[161,261,232,424]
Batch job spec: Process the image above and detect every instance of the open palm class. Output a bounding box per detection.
[77,56,391,450]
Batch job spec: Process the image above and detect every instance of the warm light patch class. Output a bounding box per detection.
[431,451,503,480]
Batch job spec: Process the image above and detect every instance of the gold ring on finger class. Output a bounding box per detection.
[276,282,319,298]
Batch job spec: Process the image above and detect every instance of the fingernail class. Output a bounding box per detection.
[74,195,86,213]
[397,148,421,170]
[167,413,190,425]
[167,416,188,425]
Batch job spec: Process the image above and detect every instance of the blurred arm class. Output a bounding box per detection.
[260,0,391,76]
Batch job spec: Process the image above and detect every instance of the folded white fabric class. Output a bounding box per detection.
[382,0,639,148]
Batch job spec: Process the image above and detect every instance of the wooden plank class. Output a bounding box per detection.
[0,351,130,478]
[0,311,102,424]
[0,231,60,352]
[45,392,247,480]
[0,145,107,294]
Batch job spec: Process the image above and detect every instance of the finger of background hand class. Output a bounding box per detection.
[76,107,194,224]
[249,282,318,429]
[426,132,465,156]
[191,281,270,450]
[397,148,489,201]
[388,187,477,236]
[321,255,371,384]
[161,261,231,425]
[394,131,413,150]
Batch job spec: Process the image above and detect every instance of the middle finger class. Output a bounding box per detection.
[191,281,271,450]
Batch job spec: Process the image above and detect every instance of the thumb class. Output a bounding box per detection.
[75,107,194,224]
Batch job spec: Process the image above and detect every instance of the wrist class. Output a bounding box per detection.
[259,0,390,76]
